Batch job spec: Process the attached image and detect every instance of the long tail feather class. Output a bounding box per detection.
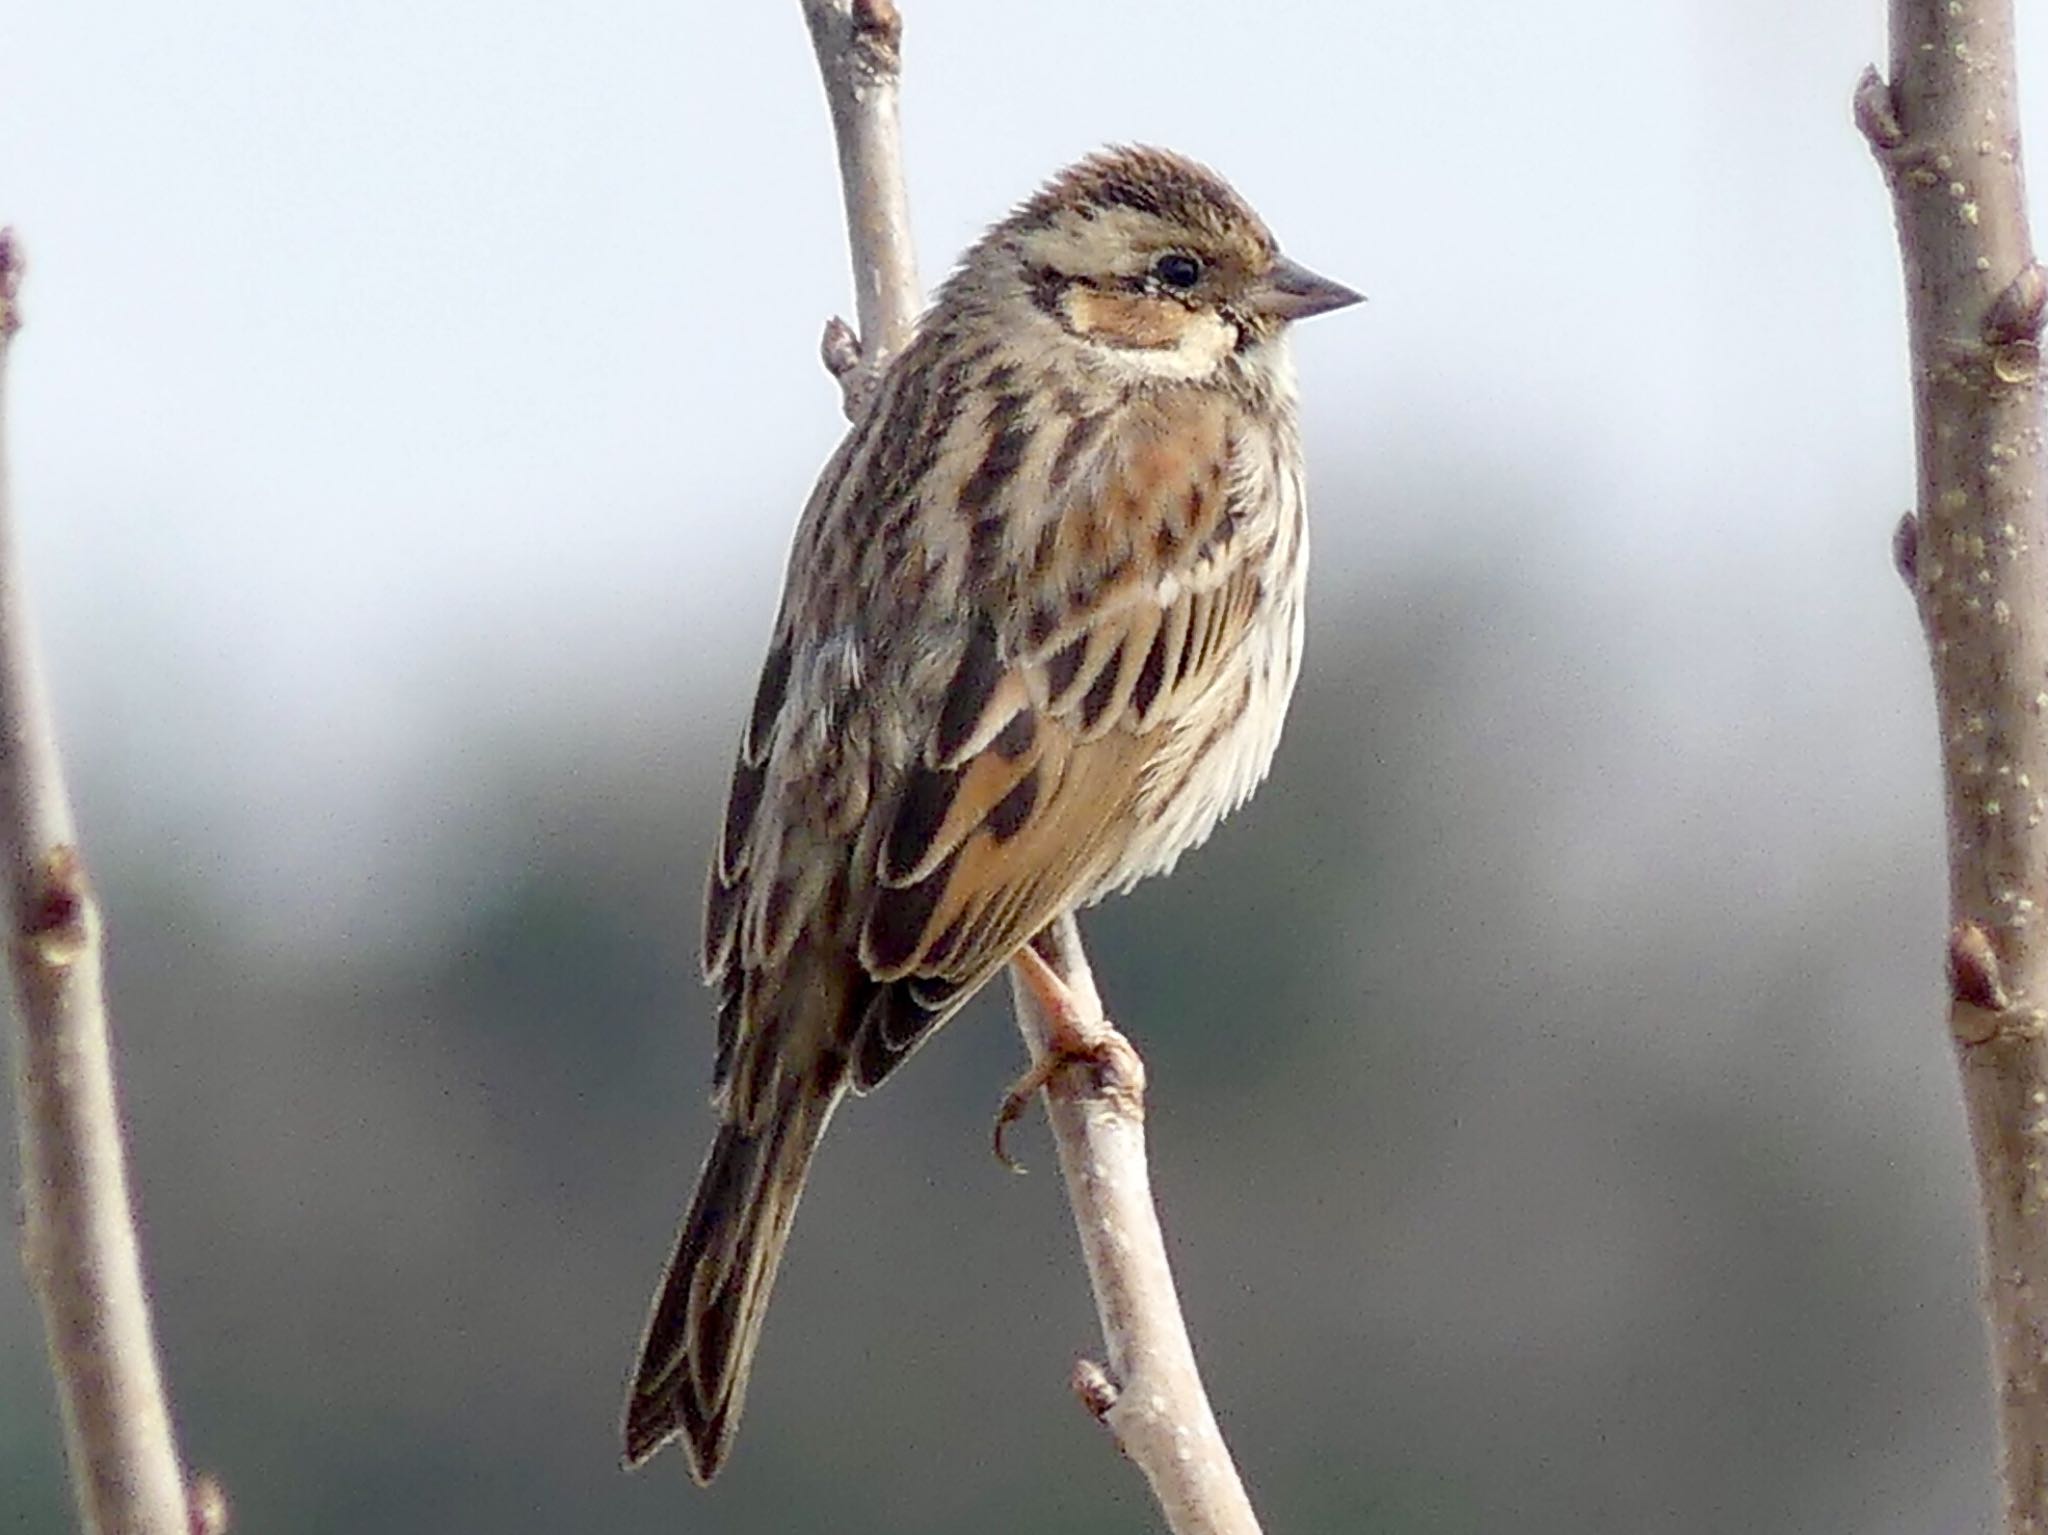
[622,1073,844,1480]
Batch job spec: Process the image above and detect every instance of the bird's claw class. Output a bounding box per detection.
[992,943,1146,1169]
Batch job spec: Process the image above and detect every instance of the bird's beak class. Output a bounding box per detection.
[1254,256,1365,322]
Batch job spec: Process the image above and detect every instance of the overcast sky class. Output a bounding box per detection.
[0,0,2035,938]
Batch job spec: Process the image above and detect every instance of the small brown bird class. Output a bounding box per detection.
[623,145,1359,1480]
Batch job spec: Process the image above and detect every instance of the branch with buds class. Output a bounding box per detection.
[796,5,1265,1530]
[1857,2,2048,1528]
[801,0,921,421]
[0,238,214,1535]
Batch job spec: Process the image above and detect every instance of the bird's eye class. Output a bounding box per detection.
[1152,253,1203,290]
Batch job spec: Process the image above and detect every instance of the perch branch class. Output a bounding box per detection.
[798,8,1265,1530]
[0,234,191,1534]
[1858,4,2048,1527]
[1008,917,1263,1535]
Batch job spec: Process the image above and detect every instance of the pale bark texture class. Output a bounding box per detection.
[0,232,193,1535]
[1008,918,1263,1535]
[1858,3,2048,1527]
[798,7,1266,1530]
[800,0,922,413]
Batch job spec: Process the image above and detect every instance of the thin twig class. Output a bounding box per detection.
[0,234,192,1535]
[796,8,1266,1530]
[799,0,921,420]
[1857,6,2048,1529]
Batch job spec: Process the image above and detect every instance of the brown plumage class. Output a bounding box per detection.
[623,145,1360,1480]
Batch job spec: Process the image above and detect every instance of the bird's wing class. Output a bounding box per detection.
[703,385,1272,1103]
[843,389,1272,1087]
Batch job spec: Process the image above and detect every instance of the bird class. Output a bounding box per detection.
[622,144,1360,1481]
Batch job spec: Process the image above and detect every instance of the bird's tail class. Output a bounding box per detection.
[622,1070,845,1481]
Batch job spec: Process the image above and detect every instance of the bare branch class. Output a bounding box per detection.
[1009,917,1264,1535]
[796,10,1267,1528]
[0,231,191,1534]
[1858,4,2048,1527]
[799,0,922,419]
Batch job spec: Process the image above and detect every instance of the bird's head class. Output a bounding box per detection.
[954,145,1360,385]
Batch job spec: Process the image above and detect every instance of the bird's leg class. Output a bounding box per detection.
[993,940,1147,1168]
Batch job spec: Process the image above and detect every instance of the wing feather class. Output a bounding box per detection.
[711,384,1269,1096]
[845,422,1271,1080]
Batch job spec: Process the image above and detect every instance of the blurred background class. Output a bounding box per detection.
[0,0,2024,1529]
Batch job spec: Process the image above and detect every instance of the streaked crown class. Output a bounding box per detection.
[938,145,1360,382]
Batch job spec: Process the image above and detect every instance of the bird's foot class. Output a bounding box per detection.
[993,943,1146,1169]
